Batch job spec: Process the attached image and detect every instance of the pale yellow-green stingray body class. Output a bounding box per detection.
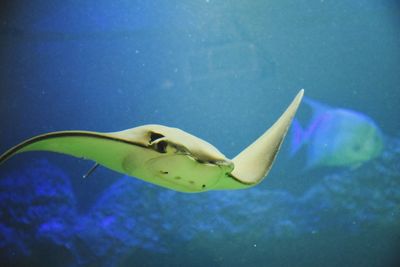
[0,90,304,192]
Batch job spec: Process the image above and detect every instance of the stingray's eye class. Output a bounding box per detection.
[155,140,168,153]
[149,132,165,144]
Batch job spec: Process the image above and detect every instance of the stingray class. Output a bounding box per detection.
[0,90,303,192]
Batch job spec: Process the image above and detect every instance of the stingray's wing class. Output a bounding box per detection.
[0,131,150,175]
[214,89,304,189]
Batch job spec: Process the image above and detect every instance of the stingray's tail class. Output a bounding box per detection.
[229,89,304,186]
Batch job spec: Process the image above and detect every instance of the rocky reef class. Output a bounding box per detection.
[0,136,399,266]
[0,160,77,266]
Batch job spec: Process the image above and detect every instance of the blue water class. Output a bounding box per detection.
[1,1,399,266]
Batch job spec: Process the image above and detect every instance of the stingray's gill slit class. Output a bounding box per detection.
[0,89,304,193]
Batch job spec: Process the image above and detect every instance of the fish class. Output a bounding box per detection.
[290,97,384,169]
[0,90,304,193]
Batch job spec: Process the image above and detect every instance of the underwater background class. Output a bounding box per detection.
[0,0,399,266]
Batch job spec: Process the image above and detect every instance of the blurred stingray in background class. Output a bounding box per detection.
[290,97,384,169]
